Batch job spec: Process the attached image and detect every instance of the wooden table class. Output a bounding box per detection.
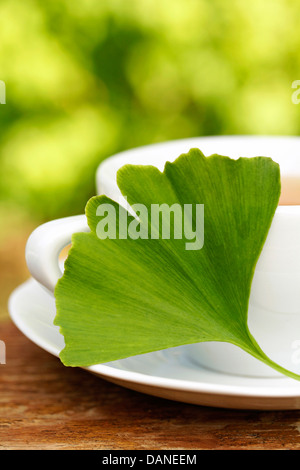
[1,229,300,450]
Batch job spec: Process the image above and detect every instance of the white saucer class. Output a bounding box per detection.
[8,278,300,410]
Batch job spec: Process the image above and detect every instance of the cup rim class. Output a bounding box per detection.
[97,135,300,210]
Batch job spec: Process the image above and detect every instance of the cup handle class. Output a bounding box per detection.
[25,215,90,293]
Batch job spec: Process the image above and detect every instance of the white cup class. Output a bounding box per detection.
[26,136,300,377]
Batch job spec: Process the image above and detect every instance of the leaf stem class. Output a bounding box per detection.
[240,332,300,382]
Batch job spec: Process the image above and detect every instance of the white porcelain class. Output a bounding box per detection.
[8,278,300,410]
[25,215,89,292]
[25,136,300,378]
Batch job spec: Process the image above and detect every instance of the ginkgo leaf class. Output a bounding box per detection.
[54,149,300,380]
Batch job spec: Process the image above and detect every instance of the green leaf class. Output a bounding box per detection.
[54,149,300,380]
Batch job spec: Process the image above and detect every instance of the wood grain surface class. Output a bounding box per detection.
[1,230,300,450]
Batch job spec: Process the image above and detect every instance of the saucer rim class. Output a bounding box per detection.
[8,278,300,401]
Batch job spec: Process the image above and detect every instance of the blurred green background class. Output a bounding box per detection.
[1,0,300,236]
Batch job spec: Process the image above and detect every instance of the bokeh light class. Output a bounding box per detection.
[0,0,300,229]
